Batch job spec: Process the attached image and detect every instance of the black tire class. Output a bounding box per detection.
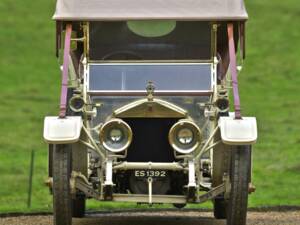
[48,144,53,178]
[173,204,186,209]
[53,144,72,225]
[67,88,86,218]
[226,145,251,225]
[213,197,227,219]
[72,195,86,218]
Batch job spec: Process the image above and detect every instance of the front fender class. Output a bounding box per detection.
[43,116,82,144]
[218,116,257,145]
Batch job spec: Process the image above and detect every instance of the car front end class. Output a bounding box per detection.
[44,9,257,225]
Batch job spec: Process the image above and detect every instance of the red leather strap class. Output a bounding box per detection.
[227,23,242,119]
[59,24,72,118]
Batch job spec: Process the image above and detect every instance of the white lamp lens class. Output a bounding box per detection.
[109,129,123,142]
[177,128,193,144]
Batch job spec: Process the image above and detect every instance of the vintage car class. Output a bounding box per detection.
[44,0,257,225]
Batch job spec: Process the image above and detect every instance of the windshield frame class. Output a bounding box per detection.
[86,62,215,96]
[87,21,215,63]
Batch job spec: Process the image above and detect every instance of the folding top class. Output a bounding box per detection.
[53,0,248,21]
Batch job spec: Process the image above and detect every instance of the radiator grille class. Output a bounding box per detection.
[123,118,178,162]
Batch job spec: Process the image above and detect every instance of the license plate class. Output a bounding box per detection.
[134,170,167,178]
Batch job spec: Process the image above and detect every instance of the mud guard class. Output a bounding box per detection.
[218,116,257,145]
[43,116,82,144]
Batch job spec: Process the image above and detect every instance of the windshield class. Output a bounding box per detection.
[88,63,212,93]
[89,21,212,61]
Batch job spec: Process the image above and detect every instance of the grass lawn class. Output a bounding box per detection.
[0,0,299,213]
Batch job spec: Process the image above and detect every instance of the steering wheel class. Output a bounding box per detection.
[102,51,142,60]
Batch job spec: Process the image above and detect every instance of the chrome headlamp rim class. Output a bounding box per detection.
[99,118,133,153]
[168,119,202,154]
[69,95,85,113]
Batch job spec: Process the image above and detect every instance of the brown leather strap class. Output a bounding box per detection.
[228,23,242,119]
[59,24,72,118]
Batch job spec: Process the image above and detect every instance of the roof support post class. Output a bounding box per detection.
[55,21,63,57]
[227,23,242,119]
[59,24,72,118]
[239,22,246,60]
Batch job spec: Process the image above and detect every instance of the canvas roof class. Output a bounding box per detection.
[53,0,248,21]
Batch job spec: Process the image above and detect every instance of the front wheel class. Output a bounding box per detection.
[53,145,72,225]
[72,195,86,218]
[226,145,251,225]
[213,196,227,219]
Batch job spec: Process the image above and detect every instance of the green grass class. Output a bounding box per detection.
[0,0,299,213]
[240,0,300,206]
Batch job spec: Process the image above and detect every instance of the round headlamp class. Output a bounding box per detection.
[99,119,132,153]
[69,95,85,113]
[168,119,202,154]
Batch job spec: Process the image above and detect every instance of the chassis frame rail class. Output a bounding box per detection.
[71,172,228,204]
